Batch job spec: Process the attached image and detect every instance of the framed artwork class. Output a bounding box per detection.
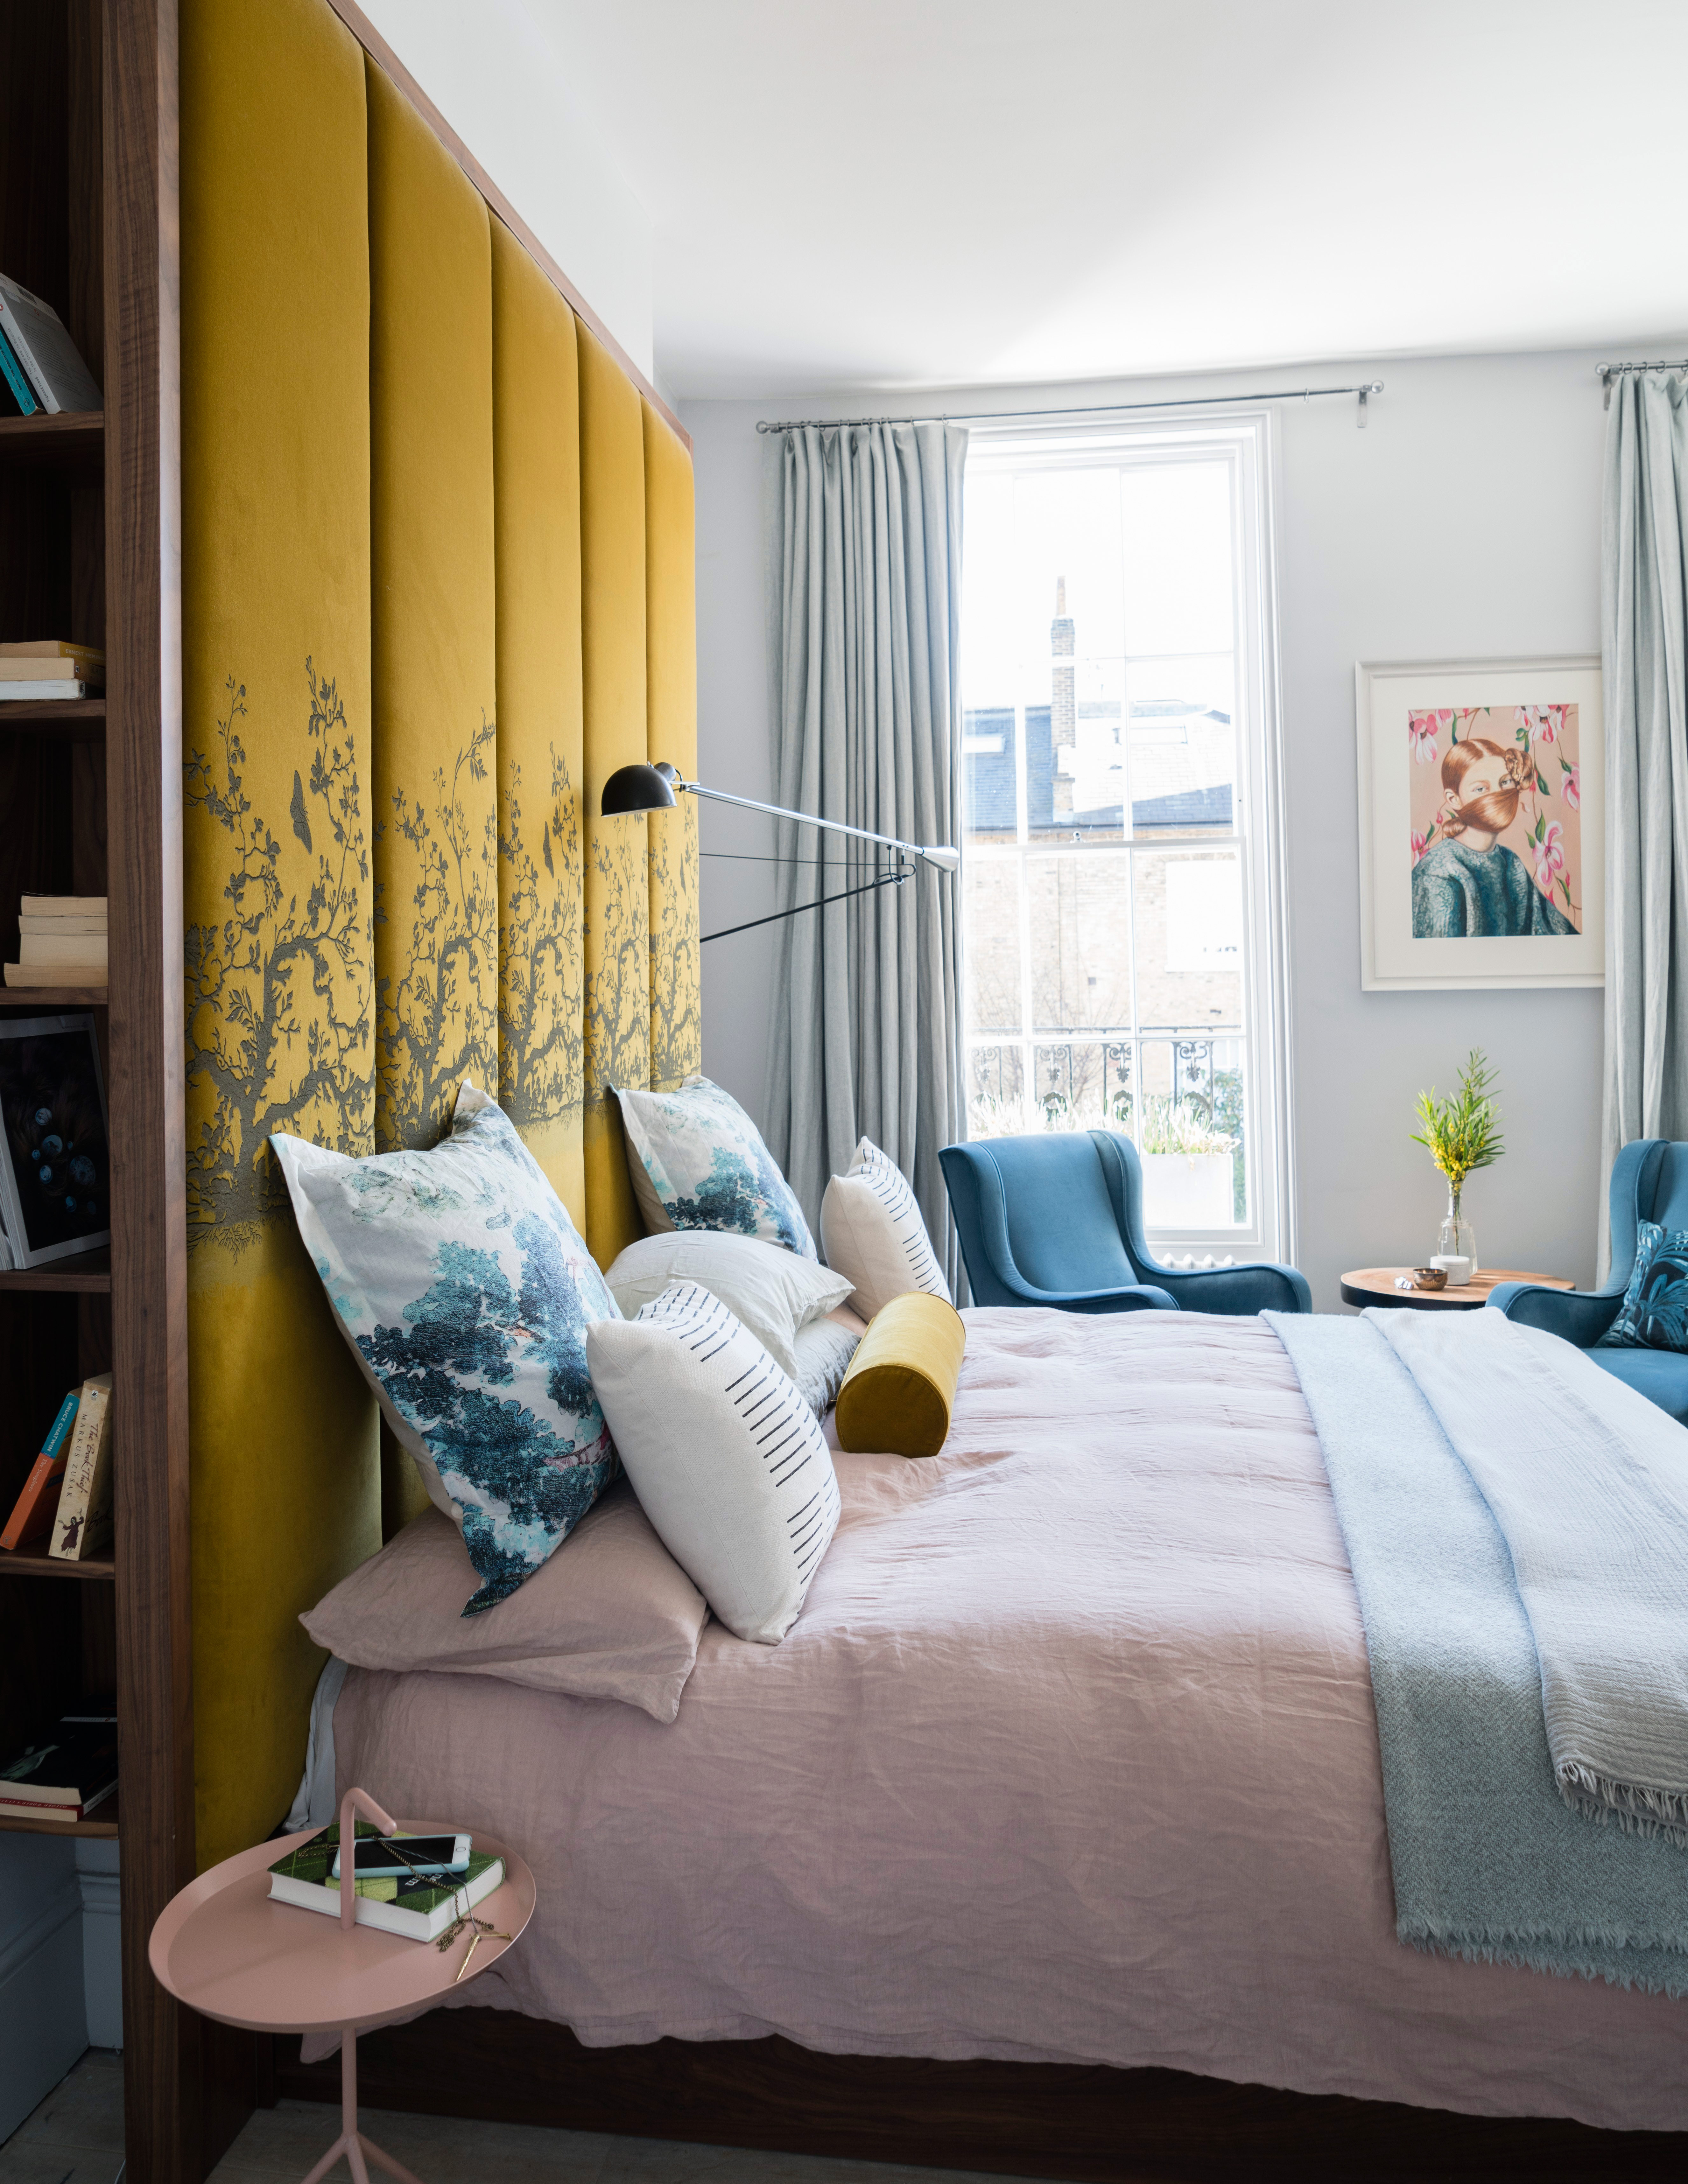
[1355,657,1604,990]
[0,1014,112,1270]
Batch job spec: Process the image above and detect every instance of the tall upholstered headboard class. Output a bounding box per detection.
[178,0,699,1869]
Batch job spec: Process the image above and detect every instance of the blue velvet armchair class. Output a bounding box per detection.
[1487,1138,1688,1422]
[939,1131,1311,1316]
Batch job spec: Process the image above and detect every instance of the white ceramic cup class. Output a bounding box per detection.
[1431,1253,1473,1289]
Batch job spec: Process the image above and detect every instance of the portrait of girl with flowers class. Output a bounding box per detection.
[1406,704,1582,938]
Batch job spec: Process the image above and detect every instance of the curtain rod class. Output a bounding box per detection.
[756,381,1386,434]
[1598,359,1688,409]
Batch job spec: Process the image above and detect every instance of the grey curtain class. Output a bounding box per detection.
[1600,371,1688,1271]
[763,421,967,1288]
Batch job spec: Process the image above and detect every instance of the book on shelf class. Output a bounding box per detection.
[18,934,108,970]
[19,895,106,918]
[49,1375,113,1562]
[0,681,95,703]
[0,325,37,417]
[0,660,104,692]
[0,1707,117,1824]
[0,642,105,668]
[0,1389,82,1551]
[0,273,101,416]
[268,1822,505,1942]
[3,965,107,990]
[20,915,106,937]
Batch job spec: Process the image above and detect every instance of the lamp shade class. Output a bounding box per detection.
[600,761,679,816]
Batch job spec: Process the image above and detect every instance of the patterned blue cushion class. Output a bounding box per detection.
[615,1074,815,1258]
[271,1082,620,1613]
[1596,1220,1688,1353]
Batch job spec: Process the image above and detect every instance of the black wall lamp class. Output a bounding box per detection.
[601,761,960,944]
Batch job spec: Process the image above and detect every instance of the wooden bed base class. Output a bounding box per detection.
[270,2009,1684,2182]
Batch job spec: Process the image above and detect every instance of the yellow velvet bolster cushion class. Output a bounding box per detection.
[834,1291,967,1459]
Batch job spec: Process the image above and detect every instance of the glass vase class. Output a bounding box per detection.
[1433,1186,1477,1284]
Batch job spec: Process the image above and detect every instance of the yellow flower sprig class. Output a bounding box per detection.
[1410,1049,1504,1198]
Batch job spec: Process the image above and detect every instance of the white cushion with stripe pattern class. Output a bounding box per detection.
[585,1282,841,1644]
[819,1138,951,1320]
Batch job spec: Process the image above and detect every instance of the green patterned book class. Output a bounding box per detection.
[267,1820,503,1942]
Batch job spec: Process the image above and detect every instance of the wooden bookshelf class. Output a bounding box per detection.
[0,411,104,478]
[0,1250,112,1293]
[0,983,110,1005]
[0,1545,115,1579]
[0,3,201,2178]
[0,698,107,730]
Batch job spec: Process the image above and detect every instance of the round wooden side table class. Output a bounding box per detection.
[1340,1266,1573,1313]
[150,1790,534,2184]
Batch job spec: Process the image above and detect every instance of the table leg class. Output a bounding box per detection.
[295,2024,428,2184]
[330,2009,432,2184]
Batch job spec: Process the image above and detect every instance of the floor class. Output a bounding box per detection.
[0,2051,1042,2184]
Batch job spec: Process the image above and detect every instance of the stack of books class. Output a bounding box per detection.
[268,1821,505,1942]
[4,894,107,989]
[0,640,105,703]
[0,1705,118,1825]
[0,271,102,418]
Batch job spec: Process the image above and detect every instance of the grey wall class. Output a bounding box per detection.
[681,344,1648,1311]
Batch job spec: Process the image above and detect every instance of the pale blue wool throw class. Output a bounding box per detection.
[1268,1310,1688,1994]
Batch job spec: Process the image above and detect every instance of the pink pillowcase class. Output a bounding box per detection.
[300,1482,709,1723]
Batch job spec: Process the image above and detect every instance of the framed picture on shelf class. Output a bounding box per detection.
[1355,656,1604,991]
[0,1014,112,1269]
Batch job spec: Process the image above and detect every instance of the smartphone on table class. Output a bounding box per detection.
[330,1832,470,1880]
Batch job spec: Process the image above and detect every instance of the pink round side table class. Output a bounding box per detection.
[150,1789,534,2184]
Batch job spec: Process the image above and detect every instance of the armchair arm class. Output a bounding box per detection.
[1085,1129,1312,1314]
[977,1265,1179,1314]
[1126,1259,1312,1316]
[1486,1281,1625,1346]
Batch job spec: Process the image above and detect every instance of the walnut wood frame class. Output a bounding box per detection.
[269,2012,1683,2183]
[104,0,220,2176]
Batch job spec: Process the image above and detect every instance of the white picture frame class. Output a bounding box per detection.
[1355,656,1604,991]
[0,1013,112,1270]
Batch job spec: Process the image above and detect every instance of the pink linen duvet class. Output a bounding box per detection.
[331,1309,1687,2132]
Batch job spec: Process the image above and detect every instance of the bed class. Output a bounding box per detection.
[295,1307,1688,2166]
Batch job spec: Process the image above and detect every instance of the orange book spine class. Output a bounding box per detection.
[0,1453,67,1551]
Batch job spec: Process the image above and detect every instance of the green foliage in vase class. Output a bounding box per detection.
[1410,1048,1503,1202]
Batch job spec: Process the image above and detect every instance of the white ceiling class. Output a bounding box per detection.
[526,0,1688,401]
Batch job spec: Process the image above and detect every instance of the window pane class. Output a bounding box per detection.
[960,470,1016,715]
[967,1042,1026,1138]
[962,706,1018,841]
[1121,462,1233,657]
[964,858,1023,1035]
[1014,656,1127,840]
[1027,854,1133,1032]
[1127,657,1236,834]
[1136,1034,1247,1229]
[959,421,1275,1249]
[1008,469,1125,667]
[1132,849,1243,1030]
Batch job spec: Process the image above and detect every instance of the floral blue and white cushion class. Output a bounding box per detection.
[1597,1220,1688,1354]
[271,1083,620,1614]
[615,1074,816,1259]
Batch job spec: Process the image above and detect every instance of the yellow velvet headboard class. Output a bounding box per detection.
[179,0,700,1869]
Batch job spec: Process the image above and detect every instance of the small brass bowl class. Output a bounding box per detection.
[1410,1266,1448,1292]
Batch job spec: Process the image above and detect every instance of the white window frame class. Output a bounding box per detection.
[960,410,1296,1267]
